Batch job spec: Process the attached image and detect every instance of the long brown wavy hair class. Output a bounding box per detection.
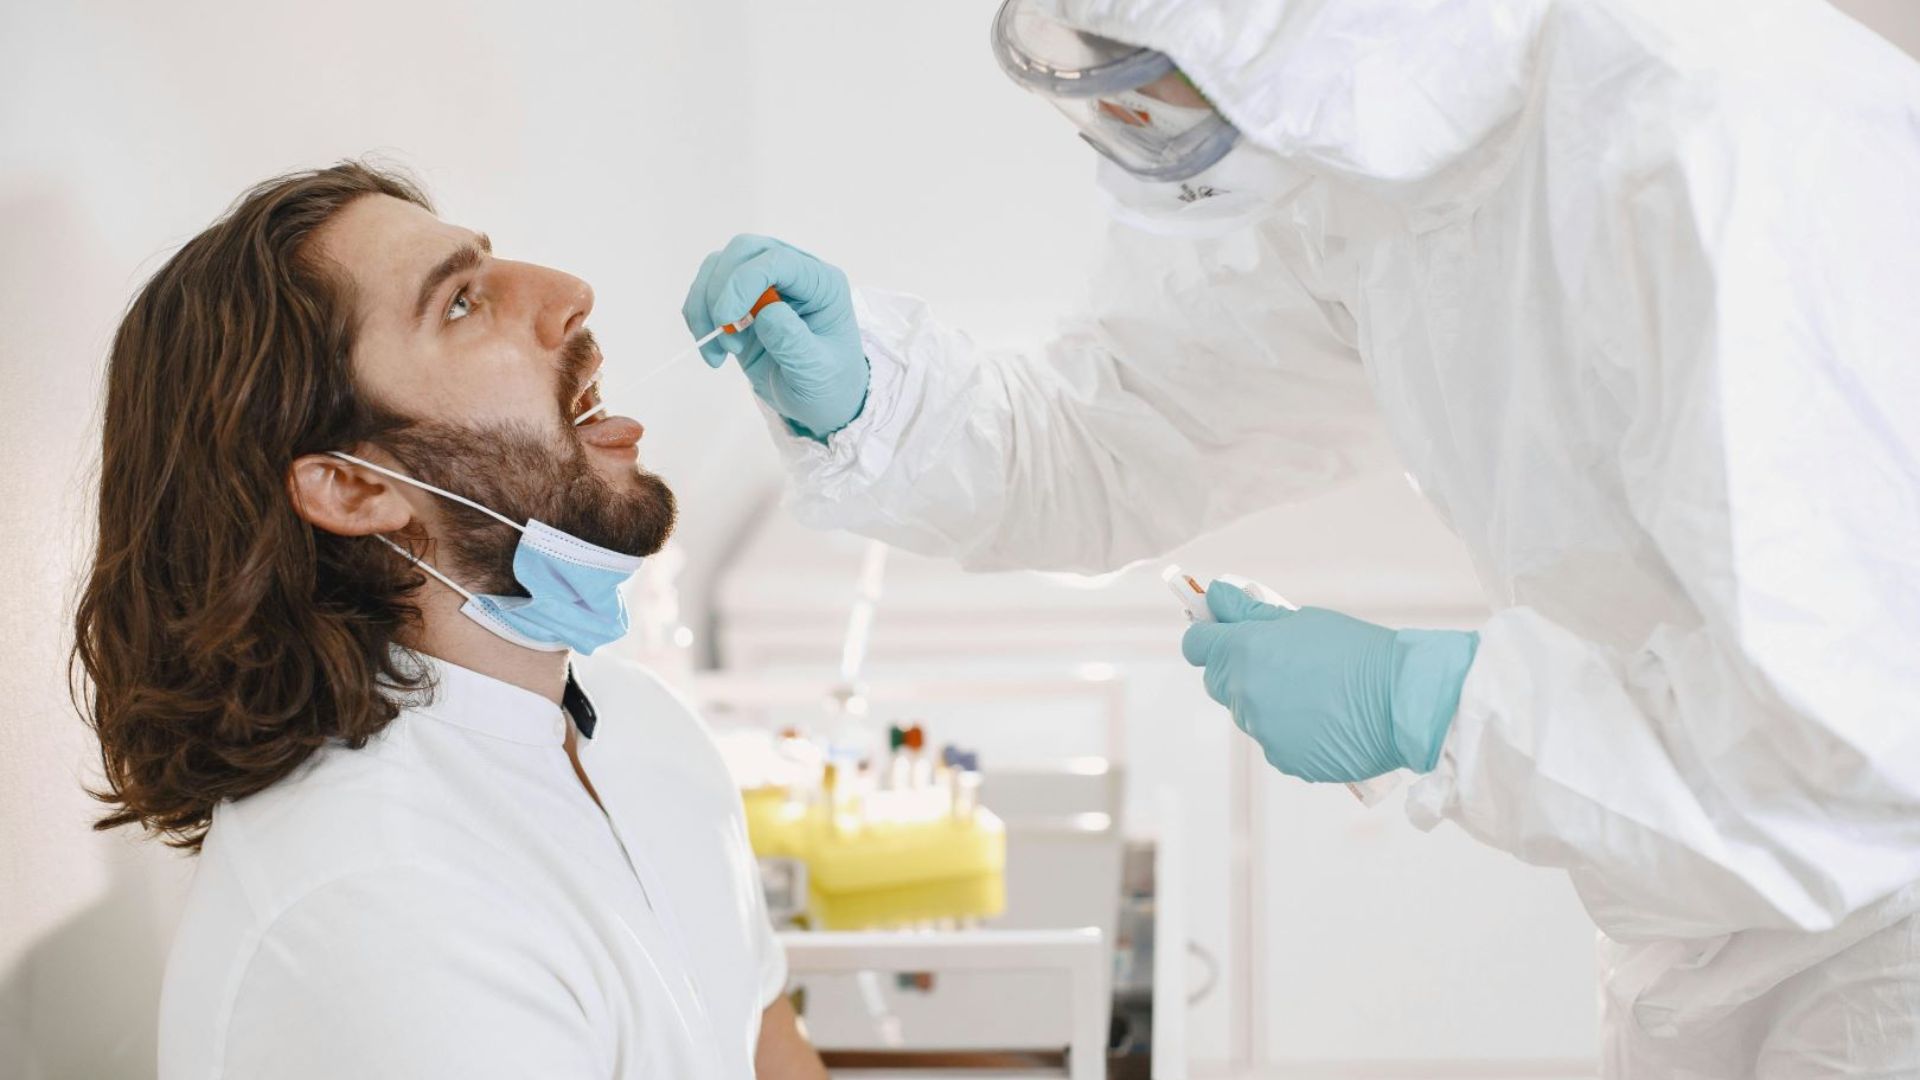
[73,162,436,850]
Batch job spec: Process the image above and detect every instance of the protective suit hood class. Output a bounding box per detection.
[1039,0,1550,209]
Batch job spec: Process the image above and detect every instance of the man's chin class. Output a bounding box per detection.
[613,471,677,559]
[583,452,639,492]
[531,440,674,559]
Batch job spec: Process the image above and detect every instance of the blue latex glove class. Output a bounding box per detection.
[681,234,869,442]
[1180,581,1478,783]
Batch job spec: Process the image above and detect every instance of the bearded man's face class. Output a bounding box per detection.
[312,193,675,592]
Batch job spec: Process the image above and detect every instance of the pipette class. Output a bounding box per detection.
[1162,564,1409,808]
[574,287,784,425]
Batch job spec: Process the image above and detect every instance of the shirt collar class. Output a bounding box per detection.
[400,650,598,746]
[562,670,599,739]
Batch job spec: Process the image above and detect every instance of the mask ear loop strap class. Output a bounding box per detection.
[327,451,527,534]
[371,534,480,605]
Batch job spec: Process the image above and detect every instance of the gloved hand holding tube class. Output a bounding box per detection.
[1177,575,1478,792]
[681,234,870,442]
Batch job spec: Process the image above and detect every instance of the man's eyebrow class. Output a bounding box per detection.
[412,232,493,326]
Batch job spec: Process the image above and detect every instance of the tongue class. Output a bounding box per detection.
[578,415,644,448]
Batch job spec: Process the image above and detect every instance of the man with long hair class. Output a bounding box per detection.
[73,162,825,1079]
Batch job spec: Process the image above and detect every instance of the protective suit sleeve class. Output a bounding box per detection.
[218,866,602,1079]
[764,220,1395,573]
[1409,57,1920,944]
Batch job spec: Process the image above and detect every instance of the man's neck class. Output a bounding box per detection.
[407,587,570,703]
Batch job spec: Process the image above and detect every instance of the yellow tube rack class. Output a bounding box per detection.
[742,786,1006,930]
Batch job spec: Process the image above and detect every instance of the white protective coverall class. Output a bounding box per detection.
[762,1,1920,1074]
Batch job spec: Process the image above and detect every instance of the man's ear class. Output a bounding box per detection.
[287,453,415,537]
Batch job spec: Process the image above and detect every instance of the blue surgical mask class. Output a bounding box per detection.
[328,452,644,655]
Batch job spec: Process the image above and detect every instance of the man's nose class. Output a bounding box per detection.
[530,266,594,350]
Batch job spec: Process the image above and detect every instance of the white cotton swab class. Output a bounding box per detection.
[573,287,784,426]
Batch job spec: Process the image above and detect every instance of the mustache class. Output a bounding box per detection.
[555,327,598,417]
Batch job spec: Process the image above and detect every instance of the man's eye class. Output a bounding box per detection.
[446,288,474,322]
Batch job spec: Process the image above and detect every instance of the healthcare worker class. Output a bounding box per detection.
[684,0,1920,1074]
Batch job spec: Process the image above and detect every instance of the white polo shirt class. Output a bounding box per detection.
[157,650,784,1079]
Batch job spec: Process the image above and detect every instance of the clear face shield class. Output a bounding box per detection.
[990,0,1239,183]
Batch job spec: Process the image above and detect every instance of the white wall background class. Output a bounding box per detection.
[2,2,1915,1078]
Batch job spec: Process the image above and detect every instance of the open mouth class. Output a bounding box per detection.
[570,366,646,451]
[571,369,606,426]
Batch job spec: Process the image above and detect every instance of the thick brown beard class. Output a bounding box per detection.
[377,418,676,597]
